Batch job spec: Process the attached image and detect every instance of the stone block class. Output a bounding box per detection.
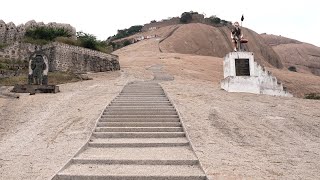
[12,84,59,94]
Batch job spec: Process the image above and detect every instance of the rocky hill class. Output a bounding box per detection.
[158,23,283,68]
[116,17,319,78]
[112,21,320,97]
[261,34,320,76]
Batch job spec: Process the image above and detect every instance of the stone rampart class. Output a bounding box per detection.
[0,42,120,73]
[52,42,119,72]
[0,20,76,44]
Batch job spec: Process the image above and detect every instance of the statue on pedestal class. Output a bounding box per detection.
[28,54,48,85]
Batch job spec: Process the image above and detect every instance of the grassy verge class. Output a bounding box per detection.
[304,93,320,100]
[0,71,83,86]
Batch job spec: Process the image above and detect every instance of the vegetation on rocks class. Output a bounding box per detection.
[288,66,297,72]
[25,26,71,41]
[23,27,113,53]
[0,71,83,86]
[304,93,320,100]
[180,12,193,23]
[112,25,143,40]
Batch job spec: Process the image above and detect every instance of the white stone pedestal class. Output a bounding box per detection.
[221,52,292,97]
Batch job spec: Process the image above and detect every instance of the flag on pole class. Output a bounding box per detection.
[241,14,244,21]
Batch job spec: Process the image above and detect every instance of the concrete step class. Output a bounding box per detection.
[118,95,166,97]
[95,127,183,132]
[105,106,175,110]
[106,107,174,109]
[54,164,206,180]
[113,100,170,103]
[92,132,185,138]
[121,91,164,94]
[88,138,189,147]
[77,146,197,160]
[97,122,182,127]
[101,115,179,118]
[120,93,165,95]
[114,98,169,101]
[71,158,198,165]
[88,141,189,148]
[110,102,171,106]
[103,111,177,115]
[115,96,168,99]
[99,117,180,122]
[121,89,163,92]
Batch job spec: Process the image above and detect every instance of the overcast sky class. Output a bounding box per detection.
[1,0,319,47]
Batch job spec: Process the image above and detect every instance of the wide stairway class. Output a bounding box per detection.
[52,81,207,180]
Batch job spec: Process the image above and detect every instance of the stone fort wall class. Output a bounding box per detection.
[0,20,76,44]
[0,42,120,73]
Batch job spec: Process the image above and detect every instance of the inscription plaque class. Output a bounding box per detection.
[235,59,250,76]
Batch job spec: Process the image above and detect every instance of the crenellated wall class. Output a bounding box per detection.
[0,42,120,73]
[0,20,76,44]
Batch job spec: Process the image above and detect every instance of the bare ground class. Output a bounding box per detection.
[0,38,319,180]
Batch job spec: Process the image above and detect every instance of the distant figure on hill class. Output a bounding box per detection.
[231,22,246,51]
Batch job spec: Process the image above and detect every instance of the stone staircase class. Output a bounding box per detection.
[52,81,207,180]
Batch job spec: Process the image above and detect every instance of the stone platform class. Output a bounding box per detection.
[221,52,292,97]
[12,84,59,94]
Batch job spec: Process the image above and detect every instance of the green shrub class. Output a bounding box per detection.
[209,16,221,24]
[123,40,131,46]
[55,37,79,46]
[0,43,7,49]
[23,36,50,45]
[77,31,98,50]
[180,12,192,23]
[113,25,143,40]
[25,26,71,41]
[304,93,320,100]
[288,66,297,72]
[96,45,113,54]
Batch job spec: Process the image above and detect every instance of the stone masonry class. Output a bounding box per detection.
[0,42,120,73]
[0,20,76,44]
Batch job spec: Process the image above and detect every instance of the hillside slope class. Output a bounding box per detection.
[115,24,320,97]
[158,23,283,68]
[261,34,320,76]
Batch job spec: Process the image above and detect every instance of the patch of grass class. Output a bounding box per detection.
[288,66,297,72]
[23,37,50,45]
[96,45,113,54]
[55,37,80,46]
[0,71,85,86]
[304,93,320,100]
[0,75,27,86]
[0,43,8,49]
[47,71,82,85]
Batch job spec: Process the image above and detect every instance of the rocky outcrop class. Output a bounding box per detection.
[158,23,283,69]
[261,34,320,76]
